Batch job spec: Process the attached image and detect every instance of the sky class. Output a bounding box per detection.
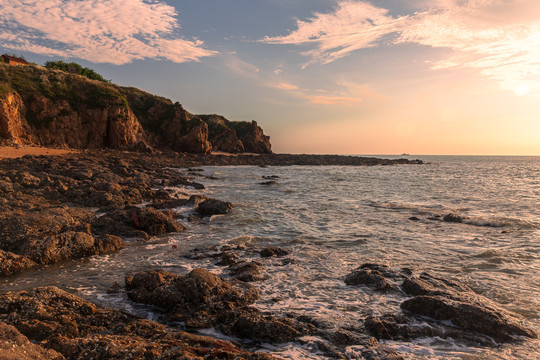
[0,0,539,155]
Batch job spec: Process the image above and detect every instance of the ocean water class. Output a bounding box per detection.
[2,155,539,359]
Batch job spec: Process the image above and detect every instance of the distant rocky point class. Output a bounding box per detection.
[0,62,271,154]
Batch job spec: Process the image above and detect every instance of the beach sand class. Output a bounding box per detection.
[0,146,76,159]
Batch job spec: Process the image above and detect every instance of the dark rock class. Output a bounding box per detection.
[259,180,277,185]
[0,322,64,360]
[262,175,280,179]
[409,216,420,221]
[443,213,465,223]
[197,198,234,216]
[344,268,395,292]
[401,295,537,343]
[148,198,188,209]
[211,127,245,153]
[215,252,238,266]
[0,250,38,276]
[0,286,274,359]
[187,194,208,205]
[126,268,299,343]
[260,247,290,258]
[229,261,266,282]
[107,281,122,294]
[132,207,186,236]
[187,181,205,189]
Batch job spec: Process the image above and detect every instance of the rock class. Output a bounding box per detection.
[0,322,64,360]
[133,207,186,236]
[176,119,212,154]
[260,247,289,258]
[259,180,277,185]
[443,213,465,223]
[344,268,395,292]
[0,179,14,193]
[401,295,537,343]
[211,127,245,153]
[238,121,272,154]
[229,261,266,282]
[196,198,234,216]
[187,194,208,206]
[0,250,38,277]
[262,175,280,179]
[350,265,538,345]
[409,216,420,221]
[107,281,122,294]
[126,268,299,343]
[0,286,274,359]
[148,198,188,209]
[20,231,125,265]
[215,252,238,266]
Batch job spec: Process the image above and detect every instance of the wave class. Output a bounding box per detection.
[369,201,539,230]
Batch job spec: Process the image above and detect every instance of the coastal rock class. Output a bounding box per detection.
[443,213,465,223]
[196,198,234,216]
[0,322,64,360]
[239,121,272,154]
[260,247,289,258]
[400,288,537,343]
[0,250,38,276]
[0,286,274,359]
[211,127,245,153]
[352,265,537,344]
[133,207,186,236]
[228,261,266,282]
[175,119,212,154]
[125,268,300,343]
[344,268,396,292]
[93,207,185,239]
[0,91,33,145]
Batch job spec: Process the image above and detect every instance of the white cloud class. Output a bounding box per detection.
[262,0,540,91]
[0,0,217,64]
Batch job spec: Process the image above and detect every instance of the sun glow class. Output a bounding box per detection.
[514,84,531,96]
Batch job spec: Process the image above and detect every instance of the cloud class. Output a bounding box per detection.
[276,82,299,90]
[262,0,540,91]
[0,0,217,64]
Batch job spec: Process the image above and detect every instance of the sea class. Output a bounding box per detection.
[1,155,539,359]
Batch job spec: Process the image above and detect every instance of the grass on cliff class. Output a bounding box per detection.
[0,63,128,108]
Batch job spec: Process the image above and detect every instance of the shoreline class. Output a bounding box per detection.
[1,149,535,359]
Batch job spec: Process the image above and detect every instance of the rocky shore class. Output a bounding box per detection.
[0,149,424,359]
[1,149,535,359]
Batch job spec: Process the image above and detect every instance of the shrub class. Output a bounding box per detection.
[44,61,109,82]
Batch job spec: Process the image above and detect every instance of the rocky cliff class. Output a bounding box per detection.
[0,63,272,153]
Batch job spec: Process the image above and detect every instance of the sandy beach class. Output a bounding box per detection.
[0,146,76,159]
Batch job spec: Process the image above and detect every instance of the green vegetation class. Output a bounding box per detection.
[229,121,252,138]
[44,61,109,82]
[119,86,176,134]
[0,82,12,97]
[197,114,229,138]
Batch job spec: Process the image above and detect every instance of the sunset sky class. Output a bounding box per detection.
[1,0,539,155]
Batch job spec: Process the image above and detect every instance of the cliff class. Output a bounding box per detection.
[0,63,272,154]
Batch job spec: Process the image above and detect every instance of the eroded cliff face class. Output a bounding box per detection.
[22,94,148,150]
[0,64,271,153]
[0,91,33,145]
